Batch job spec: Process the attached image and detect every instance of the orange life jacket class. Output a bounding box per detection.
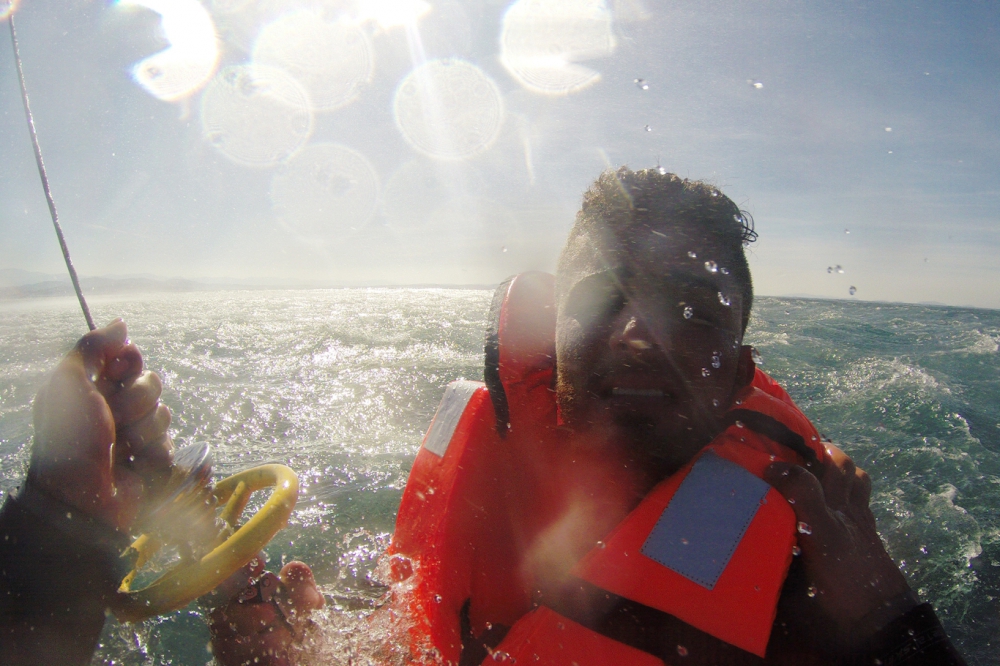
[385,273,830,665]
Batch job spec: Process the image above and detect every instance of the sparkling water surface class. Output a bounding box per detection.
[0,289,997,665]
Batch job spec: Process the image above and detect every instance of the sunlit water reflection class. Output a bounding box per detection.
[0,290,997,664]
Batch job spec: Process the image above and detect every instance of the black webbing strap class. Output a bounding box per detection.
[721,409,820,467]
[484,277,514,436]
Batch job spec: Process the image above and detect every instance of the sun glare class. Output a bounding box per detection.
[119,0,219,102]
[355,0,432,30]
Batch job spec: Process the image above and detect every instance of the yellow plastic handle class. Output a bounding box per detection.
[112,464,298,622]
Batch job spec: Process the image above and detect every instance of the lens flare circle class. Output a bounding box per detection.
[120,0,220,102]
[271,143,380,240]
[253,11,373,112]
[200,64,313,167]
[393,59,504,161]
[500,0,615,96]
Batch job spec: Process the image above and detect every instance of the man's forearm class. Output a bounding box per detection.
[0,482,131,666]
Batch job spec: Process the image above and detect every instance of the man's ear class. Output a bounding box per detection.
[735,345,757,388]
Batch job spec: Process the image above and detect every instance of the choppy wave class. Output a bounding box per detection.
[1,291,997,664]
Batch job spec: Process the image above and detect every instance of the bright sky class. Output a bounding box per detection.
[1,0,998,308]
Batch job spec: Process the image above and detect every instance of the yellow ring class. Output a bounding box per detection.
[112,464,298,622]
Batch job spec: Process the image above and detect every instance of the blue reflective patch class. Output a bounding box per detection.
[423,380,481,457]
[640,452,769,590]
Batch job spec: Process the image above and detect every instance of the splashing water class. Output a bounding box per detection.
[0,291,998,664]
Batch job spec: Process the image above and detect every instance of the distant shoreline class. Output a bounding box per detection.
[0,277,500,301]
[0,275,991,312]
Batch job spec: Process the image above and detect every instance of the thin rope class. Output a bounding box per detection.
[8,15,95,330]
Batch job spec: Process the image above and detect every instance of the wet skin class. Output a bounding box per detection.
[556,222,746,478]
[30,319,175,530]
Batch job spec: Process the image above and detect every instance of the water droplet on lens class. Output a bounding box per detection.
[750,348,763,364]
[687,250,697,258]
[807,585,817,597]
[720,267,729,275]
[797,521,812,535]
[683,306,694,319]
[717,292,731,306]
[434,594,443,603]
[849,286,857,295]
[836,265,844,273]
[704,260,718,273]
[485,621,493,630]
[677,645,689,657]
[657,166,666,175]
[701,368,711,377]
[734,420,744,428]
[596,540,606,549]
[712,398,720,407]
[644,124,652,132]
[502,246,508,252]
[792,545,802,556]
[634,78,649,90]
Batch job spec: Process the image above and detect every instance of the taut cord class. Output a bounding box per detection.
[8,14,95,331]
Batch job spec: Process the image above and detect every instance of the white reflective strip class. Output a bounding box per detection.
[423,380,483,457]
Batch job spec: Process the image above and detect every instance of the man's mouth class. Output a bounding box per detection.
[611,387,665,398]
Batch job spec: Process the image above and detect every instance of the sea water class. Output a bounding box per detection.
[0,289,997,665]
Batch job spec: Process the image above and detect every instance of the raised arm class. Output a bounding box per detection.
[765,444,966,665]
[0,320,174,666]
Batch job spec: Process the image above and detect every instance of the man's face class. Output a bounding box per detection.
[556,222,745,472]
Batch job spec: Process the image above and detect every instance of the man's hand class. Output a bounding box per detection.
[765,444,914,645]
[29,319,174,531]
[209,559,324,666]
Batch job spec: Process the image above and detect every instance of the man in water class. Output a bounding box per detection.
[209,168,964,664]
[1,169,965,664]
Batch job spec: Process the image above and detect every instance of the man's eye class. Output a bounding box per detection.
[566,280,625,331]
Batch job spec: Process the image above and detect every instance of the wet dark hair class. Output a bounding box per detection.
[561,166,757,333]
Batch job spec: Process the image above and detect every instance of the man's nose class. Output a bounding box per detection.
[608,307,659,354]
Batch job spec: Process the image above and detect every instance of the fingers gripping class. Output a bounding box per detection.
[764,462,837,549]
[821,444,857,512]
[75,319,129,382]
